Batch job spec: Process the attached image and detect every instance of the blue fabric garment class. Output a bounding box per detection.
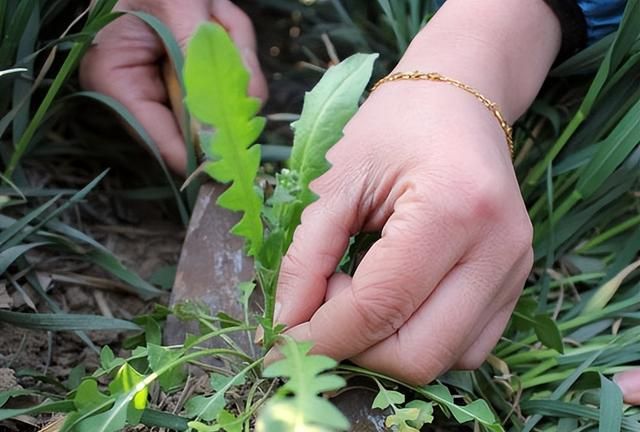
[432,1,626,45]
[578,0,626,44]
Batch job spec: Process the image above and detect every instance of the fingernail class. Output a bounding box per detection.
[273,302,282,324]
[614,369,640,400]
[241,48,258,73]
[254,324,264,345]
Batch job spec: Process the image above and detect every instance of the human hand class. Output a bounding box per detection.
[615,370,640,405]
[272,0,561,384]
[80,0,268,174]
[273,81,534,383]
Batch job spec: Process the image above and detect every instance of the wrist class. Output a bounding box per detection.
[394,0,561,123]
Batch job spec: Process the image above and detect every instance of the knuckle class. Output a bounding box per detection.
[503,214,534,262]
[515,217,535,251]
[404,342,456,384]
[279,251,303,278]
[232,11,253,32]
[459,174,505,222]
[523,247,534,273]
[277,253,304,292]
[506,285,523,308]
[351,285,414,340]
[308,164,354,199]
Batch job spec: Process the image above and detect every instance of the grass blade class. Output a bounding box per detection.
[71,91,189,225]
[599,374,623,432]
[0,242,49,274]
[0,310,140,332]
[0,195,60,246]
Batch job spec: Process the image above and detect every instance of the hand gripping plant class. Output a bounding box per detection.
[0,21,502,432]
[179,22,503,432]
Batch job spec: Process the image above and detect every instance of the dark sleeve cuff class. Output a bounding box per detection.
[543,0,588,59]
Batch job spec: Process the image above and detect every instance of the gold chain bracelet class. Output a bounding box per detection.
[371,71,514,159]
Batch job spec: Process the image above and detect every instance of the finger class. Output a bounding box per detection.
[615,369,640,405]
[129,100,188,173]
[284,192,470,361]
[453,298,518,370]
[265,273,352,367]
[81,52,187,173]
[325,272,351,301]
[210,0,268,101]
[350,251,530,385]
[80,11,188,173]
[153,2,210,51]
[275,180,360,330]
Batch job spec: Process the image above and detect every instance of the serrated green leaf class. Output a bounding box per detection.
[418,384,502,431]
[372,388,404,410]
[187,409,242,432]
[184,23,264,255]
[108,363,147,421]
[406,400,434,429]
[74,394,129,432]
[289,52,378,213]
[184,394,225,422]
[146,344,186,392]
[256,398,341,432]
[210,372,244,392]
[260,340,348,431]
[185,369,248,426]
[385,407,420,432]
[74,379,110,412]
[217,409,242,432]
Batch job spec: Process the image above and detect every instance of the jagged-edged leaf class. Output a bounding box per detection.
[259,340,348,431]
[74,379,110,412]
[184,23,264,255]
[405,400,434,429]
[147,344,186,391]
[74,394,129,432]
[385,407,420,432]
[108,363,148,415]
[184,395,225,422]
[418,384,503,432]
[372,388,404,410]
[289,53,378,210]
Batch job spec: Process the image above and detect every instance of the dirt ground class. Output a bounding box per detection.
[0,189,184,383]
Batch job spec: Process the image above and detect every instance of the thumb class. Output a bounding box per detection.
[210,0,268,101]
[615,369,640,405]
[275,181,359,330]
